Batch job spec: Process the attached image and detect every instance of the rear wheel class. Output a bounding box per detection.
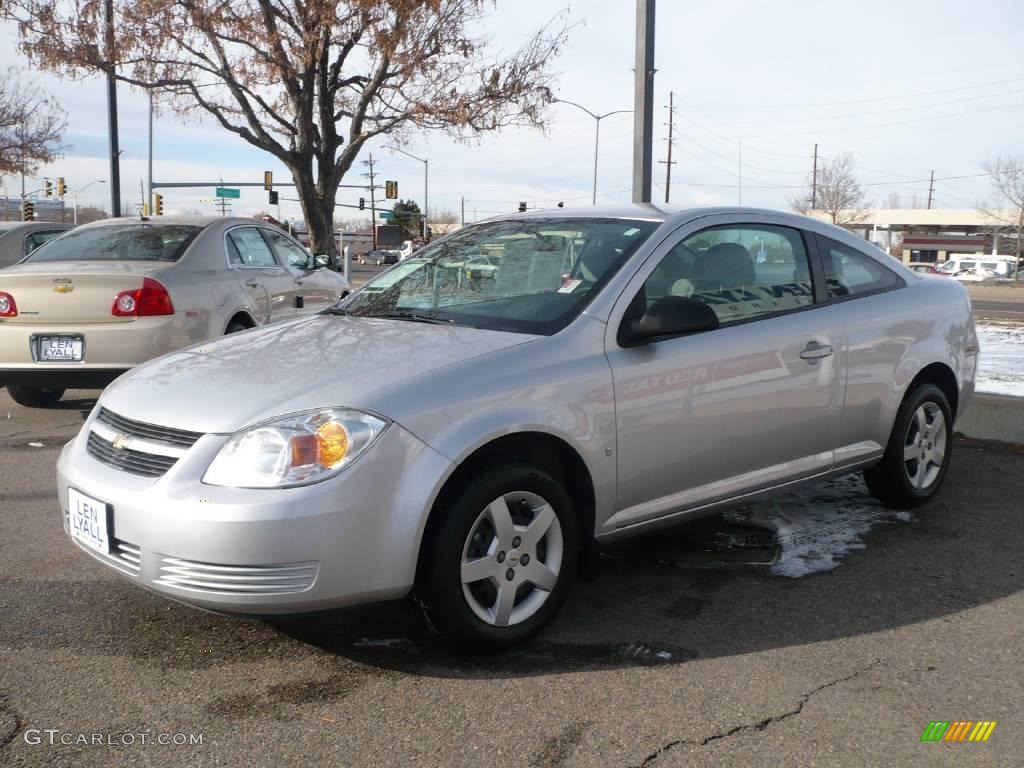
[225,319,250,334]
[417,463,578,649]
[864,383,953,508]
[7,385,65,408]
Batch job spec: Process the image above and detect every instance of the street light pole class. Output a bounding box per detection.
[71,180,106,225]
[389,147,429,238]
[553,99,632,205]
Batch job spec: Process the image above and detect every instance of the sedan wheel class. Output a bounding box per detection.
[460,491,564,627]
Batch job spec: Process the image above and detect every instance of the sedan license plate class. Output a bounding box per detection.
[37,335,83,362]
[68,488,110,555]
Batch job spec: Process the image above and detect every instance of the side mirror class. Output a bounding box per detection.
[620,296,719,346]
[312,253,331,269]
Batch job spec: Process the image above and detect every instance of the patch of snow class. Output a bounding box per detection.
[28,442,44,448]
[975,323,1024,397]
[725,474,912,578]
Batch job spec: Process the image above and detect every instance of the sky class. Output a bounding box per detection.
[2,0,1023,225]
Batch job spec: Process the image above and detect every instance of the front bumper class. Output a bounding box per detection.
[56,416,453,615]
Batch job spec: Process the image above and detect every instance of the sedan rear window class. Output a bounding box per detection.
[25,224,202,263]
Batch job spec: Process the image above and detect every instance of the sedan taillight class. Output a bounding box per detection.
[112,277,175,317]
[0,291,17,317]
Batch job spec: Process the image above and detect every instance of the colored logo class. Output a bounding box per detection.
[52,284,74,293]
[920,721,997,742]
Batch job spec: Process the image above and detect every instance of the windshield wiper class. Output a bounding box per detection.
[365,310,453,324]
[323,306,351,315]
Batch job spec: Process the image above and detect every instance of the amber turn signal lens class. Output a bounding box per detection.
[315,421,349,468]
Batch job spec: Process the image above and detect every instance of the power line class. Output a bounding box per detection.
[686,76,1024,111]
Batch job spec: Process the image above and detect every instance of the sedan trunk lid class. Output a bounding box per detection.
[0,261,174,324]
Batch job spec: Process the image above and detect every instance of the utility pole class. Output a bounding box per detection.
[104,0,121,217]
[811,143,818,210]
[927,170,935,210]
[461,196,465,229]
[631,0,656,204]
[738,141,743,205]
[363,153,378,250]
[147,88,153,215]
[658,90,677,203]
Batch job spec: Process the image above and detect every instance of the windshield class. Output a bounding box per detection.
[25,224,202,263]
[335,218,658,334]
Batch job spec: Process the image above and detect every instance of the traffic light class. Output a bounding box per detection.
[385,180,397,199]
[264,171,273,191]
[57,177,66,197]
[518,202,527,212]
[269,190,279,205]
[44,179,53,197]
[22,200,34,221]
[154,193,164,216]
[358,197,365,211]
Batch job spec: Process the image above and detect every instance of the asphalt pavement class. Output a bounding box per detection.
[1,389,1022,767]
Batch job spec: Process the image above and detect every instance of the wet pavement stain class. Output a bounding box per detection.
[531,721,592,768]
[204,670,375,720]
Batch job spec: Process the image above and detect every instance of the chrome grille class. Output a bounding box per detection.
[155,557,318,595]
[87,431,178,477]
[96,407,203,448]
[86,408,203,478]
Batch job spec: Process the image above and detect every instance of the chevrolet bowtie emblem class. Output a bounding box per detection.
[52,284,74,294]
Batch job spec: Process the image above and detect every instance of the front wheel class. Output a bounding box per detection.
[417,463,578,649]
[864,383,953,509]
[7,384,65,408]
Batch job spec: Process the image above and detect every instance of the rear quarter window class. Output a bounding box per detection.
[817,236,904,300]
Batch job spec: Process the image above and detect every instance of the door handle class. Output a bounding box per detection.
[244,278,259,288]
[293,277,305,285]
[800,341,833,360]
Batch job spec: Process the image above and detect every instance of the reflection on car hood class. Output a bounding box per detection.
[100,315,539,433]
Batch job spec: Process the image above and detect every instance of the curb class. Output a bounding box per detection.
[957,393,1024,444]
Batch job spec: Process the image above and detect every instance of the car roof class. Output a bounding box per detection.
[484,203,829,227]
[0,221,73,232]
[80,215,235,228]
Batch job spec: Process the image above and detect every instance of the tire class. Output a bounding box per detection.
[225,320,249,334]
[864,383,953,509]
[7,385,65,408]
[417,463,578,650]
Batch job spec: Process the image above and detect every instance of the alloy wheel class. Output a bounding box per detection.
[903,402,946,490]
[460,491,563,627]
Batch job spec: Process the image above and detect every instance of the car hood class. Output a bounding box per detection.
[99,314,540,434]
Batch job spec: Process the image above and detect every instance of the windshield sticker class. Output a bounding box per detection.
[558,278,583,294]
[623,227,641,236]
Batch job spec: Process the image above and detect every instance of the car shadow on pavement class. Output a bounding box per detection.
[269,444,1024,678]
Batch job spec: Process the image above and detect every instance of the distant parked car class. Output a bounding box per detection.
[0,216,349,407]
[0,221,74,268]
[55,206,976,649]
[371,249,399,266]
[906,262,936,274]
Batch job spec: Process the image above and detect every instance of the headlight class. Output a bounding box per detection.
[203,408,388,488]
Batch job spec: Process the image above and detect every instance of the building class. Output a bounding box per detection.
[808,208,1017,264]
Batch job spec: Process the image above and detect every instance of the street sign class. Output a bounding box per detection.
[379,211,394,220]
[215,187,241,199]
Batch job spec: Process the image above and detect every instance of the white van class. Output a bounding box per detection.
[937,254,1017,279]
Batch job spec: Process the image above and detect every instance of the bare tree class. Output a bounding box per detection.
[7,1,568,257]
[883,192,901,209]
[429,206,460,234]
[979,155,1024,279]
[790,152,869,226]
[0,69,66,175]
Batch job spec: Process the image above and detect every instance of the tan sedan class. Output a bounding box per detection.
[0,216,350,407]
